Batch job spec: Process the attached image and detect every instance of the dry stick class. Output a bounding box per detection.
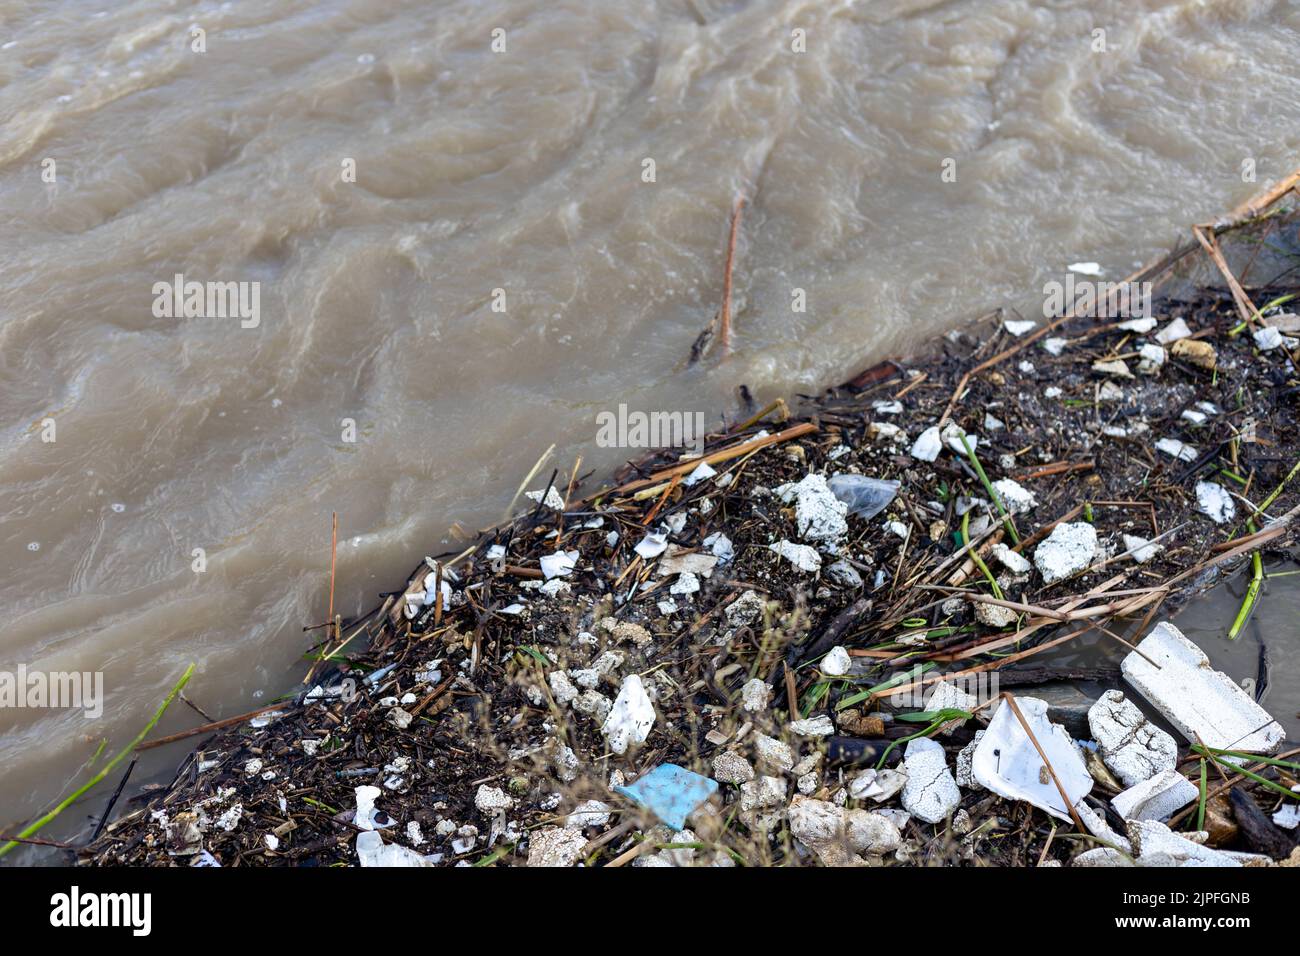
[1172,501,1300,586]
[718,196,746,355]
[602,422,817,498]
[304,513,340,686]
[872,626,1092,704]
[924,571,1149,667]
[0,834,75,849]
[1211,166,1300,230]
[329,512,338,622]
[605,837,656,867]
[784,665,800,718]
[136,701,296,751]
[1192,225,1260,326]
[582,819,636,858]
[732,397,788,434]
[1003,693,1087,832]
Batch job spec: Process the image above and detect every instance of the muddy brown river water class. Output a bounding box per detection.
[3,0,1300,848]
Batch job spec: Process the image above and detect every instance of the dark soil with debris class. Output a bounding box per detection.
[75,207,1300,869]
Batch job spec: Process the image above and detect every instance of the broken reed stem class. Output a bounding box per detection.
[0,663,196,859]
[603,422,817,498]
[503,442,555,519]
[328,512,338,623]
[732,397,787,434]
[961,510,1003,600]
[305,512,340,686]
[718,195,745,355]
[1212,166,1300,230]
[136,700,296,751]
[959,434,1019,545]
[1195,759,1207,831]
[1227,520,1263,641]
[1002,693,1086,833]
[1192,224,1261,327]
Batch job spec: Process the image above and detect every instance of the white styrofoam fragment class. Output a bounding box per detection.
[900,737,961,823]
[972,697,1093,822]
[1088,689,1177,787]
[1120,622,1284,754]
[1111,769,1199,822]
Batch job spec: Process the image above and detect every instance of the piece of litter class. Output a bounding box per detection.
[1137,343,1165,375]
[1126,818,1240,867]
[657,546,718,578]
[991,543,1031,574]
[910,426,942,462]
[712,751,755,784]
[526,486,566,510]
[1068,262,1104,276]
[356,830,435,867]
[1170,337,1216,370]
[539,549,579,580]
[1117,317,1157,334]
[669,571,700,596]
[1004,319,1037,336]
[788,796,901,865]
[827,474,900,520]
[1121,533,1161,564]
[566,800,612,828]
[1155,438,1197,463]
[1092,359,1133,379]
[850,768,907,802]
[601,674,656,754]
[615,763,719,831]
[900,737,961,823]
[820,646,852,676]
[1194,480,1234,523]
[789,715,835,737]
[1274,796,1300,830]
[769,539,822,573]
[972,697,1093,822]
[353,785,389,831]
[941,422,977,455]
[775,473,849,544]
[682,461,717,486]
[1033,521,1097,584]
[527,826,588,867]
[1120,621,1284,754]
[1155,317,1192,344]
[992,478,1037,515]
[634,533,669,560]
[1111,769,1199,823]
[703,531,734,564]
[741,677,770,713]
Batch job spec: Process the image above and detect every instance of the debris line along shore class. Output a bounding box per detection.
[75,177,1300,868]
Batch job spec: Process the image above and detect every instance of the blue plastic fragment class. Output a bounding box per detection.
[614,763,719,831]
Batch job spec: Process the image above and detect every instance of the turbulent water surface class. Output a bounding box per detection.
[3,0,1300,847]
